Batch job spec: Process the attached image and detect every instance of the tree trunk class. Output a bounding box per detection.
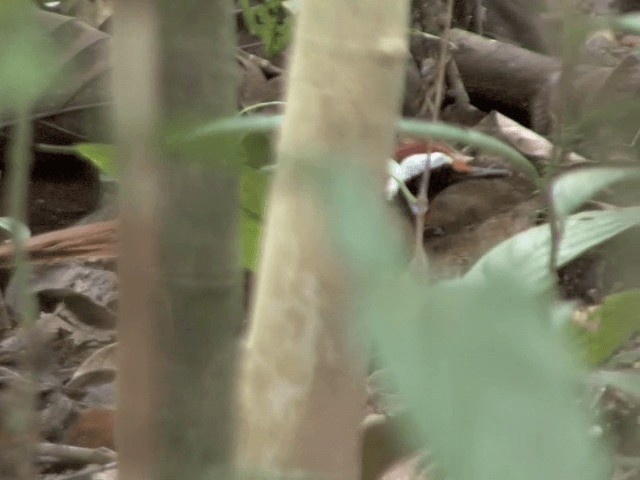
[155,1,241,478]
[113,2,162,479]
[114,1,241,479]
[236,1,410,479]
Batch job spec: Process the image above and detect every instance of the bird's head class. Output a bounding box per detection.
[386,140,511,213]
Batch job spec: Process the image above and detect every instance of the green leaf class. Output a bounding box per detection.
[240,166,270,271]
[552,166,640,218]
[239,0,293,57]
[310,157,609,480]
[0,217,31,242]
[239,132,273,169]
[241,211,263,272]
[74,143,118,177]
[366,274,609,480]
[589,370,640,398]
[176,115,282,147]
[241,166,269,218]
[70,140,272,272]
[467,208,640,293]
[611,13,640,34]
[0,2,58,111]
[570,289,640,366]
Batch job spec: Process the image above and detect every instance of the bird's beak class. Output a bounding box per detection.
[465,165,512,178]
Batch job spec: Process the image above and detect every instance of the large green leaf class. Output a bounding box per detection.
[552,166,640,218]
[571,289,640,366]
[310,160,609,480]
[466,208,640,293]
[74,143,118,177]
[366,274,609,480]
[0,2,58,111]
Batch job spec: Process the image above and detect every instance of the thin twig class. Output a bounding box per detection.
[0,101,111,132]
[412,0,455,271]
[236,49,284,76]
[445,58,470,105]
[473,0,484,35]
[6,103,39,479]
[547,43,579,274]
[56,462,118,480]
[410,29,457,50]
[430,2,455,120]
[36,442,117,465]
[34,143,78,155]
[630,125,640,147]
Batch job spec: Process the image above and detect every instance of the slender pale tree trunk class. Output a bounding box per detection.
[114,1,241,479]
[155,1,241,478]
[237,1,410,479]
[113,2,162,479]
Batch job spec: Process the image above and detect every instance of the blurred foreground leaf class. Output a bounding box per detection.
[0,2,58,111]
[611,13,640,34]
[552,166,640,219]
[0,217,31,242]
[309,159,609,480]
[590,370,640,398]
[369,274,608,480]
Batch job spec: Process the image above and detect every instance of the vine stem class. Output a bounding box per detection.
[6,103,39,480]
[412,0,455,272]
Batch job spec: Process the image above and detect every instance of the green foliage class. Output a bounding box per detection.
[71,141,270,272]
[372,274,609,480]
[0,1,58,111]
[47,99,640,478]
[571,289,640,366]
[466,208,640,293]
[590,369,640,398]
[74,143,118,177]
[0,218,31,242]
[309,160,610,480]
[551,167,640,219]
[610,12,640,34]
[240,166,270,271]
[240,0,293,57]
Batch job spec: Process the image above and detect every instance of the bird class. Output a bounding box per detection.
[0,141,512,267]
[387,140,511,228]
